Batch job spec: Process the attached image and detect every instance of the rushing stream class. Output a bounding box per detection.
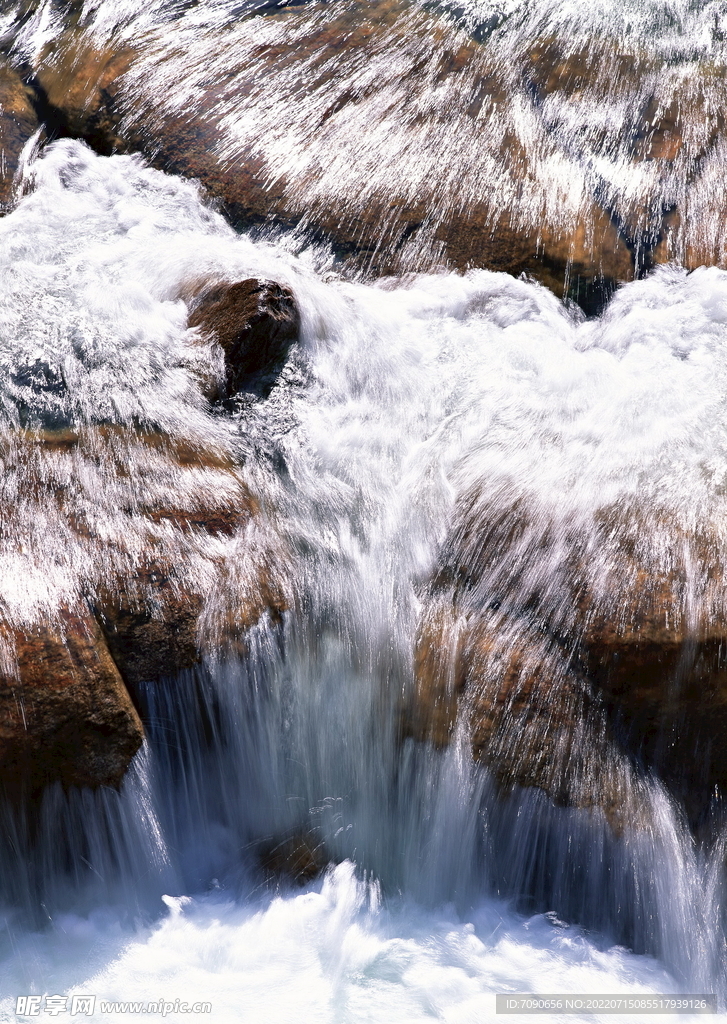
[1,0,727,1021]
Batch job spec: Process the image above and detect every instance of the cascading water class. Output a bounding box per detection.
[0,138,724,1019]
[1,0,727,1020]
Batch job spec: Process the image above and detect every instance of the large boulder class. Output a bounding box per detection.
[14,3,727,306]
[13,5,635,309]
[408,602,642,828]
[0,425,289,791]
[0,606,143,792]
[415,491,727,825]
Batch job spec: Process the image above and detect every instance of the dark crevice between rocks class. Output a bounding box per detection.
[530,253,619,319]
[21,69,122,156]
[22,73,76,144]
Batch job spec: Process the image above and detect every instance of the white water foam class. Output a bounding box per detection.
[0,863,695,1024]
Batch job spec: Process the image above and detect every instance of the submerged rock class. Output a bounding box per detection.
[258,830,328,885]
[188,280,300,399]
[0,607,143,792]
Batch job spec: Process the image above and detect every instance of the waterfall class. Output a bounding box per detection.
[1,1,727,1019]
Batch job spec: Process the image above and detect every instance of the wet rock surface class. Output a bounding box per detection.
[31,35,133,155]
[0,606,144,792]
[0,60,39,209]
[6,1,727,309]
[409,602,643,830]
[188,279,300,399]
[412,492,727,827]
[0,426,289,790]
[0,4,635,308]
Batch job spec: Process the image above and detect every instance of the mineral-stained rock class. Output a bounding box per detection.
[188,280,300,399]
[0,60,39,209]
[0,606,144,791]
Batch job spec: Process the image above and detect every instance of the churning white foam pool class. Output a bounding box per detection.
[0,862,697,1024]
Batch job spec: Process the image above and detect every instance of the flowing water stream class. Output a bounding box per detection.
[1,1,727,1021]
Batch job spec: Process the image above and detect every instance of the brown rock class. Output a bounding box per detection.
[569,510,727,819]
[426,489,727,823]
[188,280,300,398]
[258,830,327,885]
[408,602,638,823]
[0,60,39,209]
[0,416,290,793]
[0,606,143,791]
[34,33,133,154]
[95,540,288,686]
[23,5,727,304]
[23,6,635,309]
[88,430,288,684]
[3,424,288,712]
[524,37,727,275]
[95,564,205,688]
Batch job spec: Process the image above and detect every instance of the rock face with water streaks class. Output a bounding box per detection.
[0,426,289,790]
[15,1,727,310]
[410,491,727,826]
[9,1,727,310]
[409,601,640,827]
[0,60,38,209]
[0,6,632,308]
